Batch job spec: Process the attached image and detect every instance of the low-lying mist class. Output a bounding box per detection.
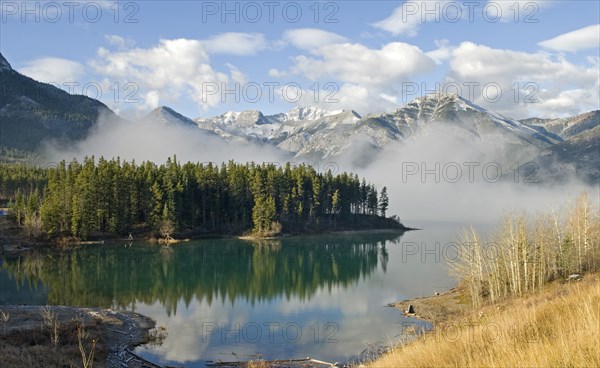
[354,127,597,225]
[45,114,598,227]
[45,113,291,166]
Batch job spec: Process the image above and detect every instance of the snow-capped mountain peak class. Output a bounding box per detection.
[409,92,484,113]
[198,109,274,125]
[281,106,342,122]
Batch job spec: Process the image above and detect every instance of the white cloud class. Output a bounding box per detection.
[291,42,435,87]
[201,32,267,55]
[104,34,135,50]
[282,28,348,50]
[290,83,397,114]
[225,63,247,85]
[268,68,287,78]
[281,41,435,113]
[426,39,453,64]
[539,88,600,111]
[379,92,398,104]
[538,24,600,52]
[90,38,244,112]
[373,1,451,37]
[447,41,600,118]
[19,57,85,84]
[141,90,160,112]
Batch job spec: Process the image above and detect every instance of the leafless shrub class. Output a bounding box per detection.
[40,307,60,348]
[77,323,97,368]
[0,310,10,336]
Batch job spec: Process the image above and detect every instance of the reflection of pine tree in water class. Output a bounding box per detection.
[2,233,401,314]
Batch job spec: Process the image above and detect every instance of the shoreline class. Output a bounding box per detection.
[239,227,417,241]
[389,283,468,326]
[1,224,417,256]
[371,273,600,367]
[0,305,160,368]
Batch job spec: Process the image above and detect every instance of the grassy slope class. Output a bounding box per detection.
[371,274,600,368]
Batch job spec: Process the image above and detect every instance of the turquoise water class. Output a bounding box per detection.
[0,221,467,366]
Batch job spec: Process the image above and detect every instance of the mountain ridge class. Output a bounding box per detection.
[0,51,121,160]
[190,93,561,163]
[0,52,596,182]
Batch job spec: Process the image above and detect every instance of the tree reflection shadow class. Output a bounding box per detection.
[1,232,404,315]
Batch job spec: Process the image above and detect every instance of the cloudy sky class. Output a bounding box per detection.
[1,0,598,119]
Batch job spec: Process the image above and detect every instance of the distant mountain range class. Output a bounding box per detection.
[147,96,600,183]
[191,94,564,166]
[519,112,600,183]
[0,52,597,183]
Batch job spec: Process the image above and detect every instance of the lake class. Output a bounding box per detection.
[0,221,474,366]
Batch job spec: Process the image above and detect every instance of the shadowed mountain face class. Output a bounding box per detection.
[520,121,600,184]
[0,52,120,160]
[521,111,600,140]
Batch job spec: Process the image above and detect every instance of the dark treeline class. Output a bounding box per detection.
[0,157,399,240]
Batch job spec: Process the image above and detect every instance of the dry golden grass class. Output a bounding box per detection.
[246,360,271,368]
[371,274,600,368]
[0,319,107,368]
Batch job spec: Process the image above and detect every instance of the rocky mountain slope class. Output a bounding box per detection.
[194,94,559,165]
[520,112,599,183]
[521,111,600,140]
[145,106,198,128]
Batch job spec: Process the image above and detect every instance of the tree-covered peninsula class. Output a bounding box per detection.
[0,157,405,242]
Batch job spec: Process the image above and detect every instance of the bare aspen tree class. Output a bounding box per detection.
[448,192,599,306]
[551,208,564,278]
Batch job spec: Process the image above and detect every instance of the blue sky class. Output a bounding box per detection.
[1,0,598,119]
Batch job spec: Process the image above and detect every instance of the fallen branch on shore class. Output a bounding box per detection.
[206,357,341,367]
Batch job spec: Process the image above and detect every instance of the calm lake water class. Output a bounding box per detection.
[0,221,477,366]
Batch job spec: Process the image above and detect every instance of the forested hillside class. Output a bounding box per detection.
[0,52,120,161]
[0,158,402,240]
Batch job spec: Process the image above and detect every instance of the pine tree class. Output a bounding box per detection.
[332,189,341,215]
[367,185,378,215]
[160,203,175,243]
[360,179,368,214]
[379,186,389,218]
[150,181,163,231]
[13,190,24,226]
[252,195,276,235]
